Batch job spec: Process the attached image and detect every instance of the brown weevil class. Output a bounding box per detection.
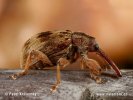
[9,30,122,92]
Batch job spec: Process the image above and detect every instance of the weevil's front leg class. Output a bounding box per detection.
[50,57,70,92]
[81,54,103,83]
[10,50,53,80]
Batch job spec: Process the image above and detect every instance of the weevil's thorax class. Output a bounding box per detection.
[71,32,95,54]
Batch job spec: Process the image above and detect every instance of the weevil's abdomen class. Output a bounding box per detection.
[20,30,72,69]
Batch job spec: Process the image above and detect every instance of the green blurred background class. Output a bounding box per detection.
[0,0,133,69]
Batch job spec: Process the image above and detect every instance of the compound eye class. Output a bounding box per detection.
[94,44,99,51]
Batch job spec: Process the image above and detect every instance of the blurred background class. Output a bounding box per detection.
[0,0,133,69]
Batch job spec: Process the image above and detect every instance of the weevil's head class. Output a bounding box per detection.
[87,36,122,77]
[72,32,122,77]
[87,37,99,52]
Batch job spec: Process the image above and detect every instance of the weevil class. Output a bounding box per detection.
[9,30,122,92]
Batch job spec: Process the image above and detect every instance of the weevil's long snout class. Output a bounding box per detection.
[95,47,122,77]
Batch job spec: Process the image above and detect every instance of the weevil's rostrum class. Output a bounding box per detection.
[10,30,122,92]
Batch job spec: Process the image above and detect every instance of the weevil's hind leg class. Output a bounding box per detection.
[82,55,103,84]
[9,50,53,80]
[50,58,70,92]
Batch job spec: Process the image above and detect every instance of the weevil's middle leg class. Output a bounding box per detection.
[80,57,84,70]
[9,50,53,80]
[50,57,70,92]
[81,54,103,83]
[50,63,61,92]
